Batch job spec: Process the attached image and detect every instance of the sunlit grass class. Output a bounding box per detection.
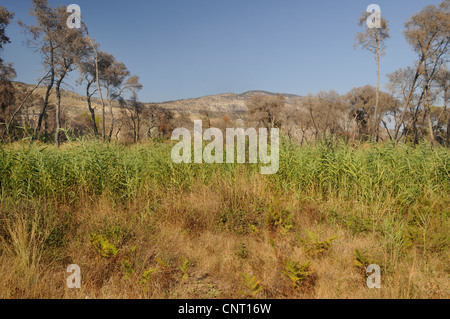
[0,139,448,298]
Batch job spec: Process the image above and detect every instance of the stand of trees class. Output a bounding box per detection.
[0,0,145,145]
[247,1,448,146]
[388,0,449,145]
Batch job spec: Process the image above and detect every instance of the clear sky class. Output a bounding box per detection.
[0,0,443,102]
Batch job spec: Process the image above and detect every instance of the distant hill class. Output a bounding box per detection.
[13,82,302,121]
[147,91,302,120]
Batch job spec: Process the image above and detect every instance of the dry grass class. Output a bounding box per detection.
[0,140,448,299]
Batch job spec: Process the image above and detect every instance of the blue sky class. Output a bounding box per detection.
[1,0,443,102]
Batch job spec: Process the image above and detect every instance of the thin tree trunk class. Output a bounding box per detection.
[86,81,98,137]
[447,114,450,147]
[422,51,446,144]
[33,30,56,142]
[445,87,449,147]
[5,71,50,138]
[425,84,434,143]
[435,89,448,144]
[107,87,114,142]
[412,88,426,145]
[394,60,423,142]
[374,36,380,142]
[33,74,54,141]
[137,112,140,142]
[381,119,393,141]
[55,69,68,147]
[434,103,447,138]
[115,121,123,140]
[55,82,62,147]
[82,22,106,143]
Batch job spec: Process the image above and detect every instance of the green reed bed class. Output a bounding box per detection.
[0,140,448,208]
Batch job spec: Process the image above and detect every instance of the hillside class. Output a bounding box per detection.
[13,82,302,121]
[152,90,302,120]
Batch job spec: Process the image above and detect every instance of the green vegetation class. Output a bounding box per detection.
[282,259,315,290]
[1,139,447,204]
[240,273,262,298]
[0,139,448,298]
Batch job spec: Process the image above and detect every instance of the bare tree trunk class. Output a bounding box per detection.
[374,36,380,142]
[132,112,137,143]
[55,68,68,147]
[33,73,54,141]
[86,81,98,137]
[115,121,123,140]
[55,80,62,147]
[435,105,447,139]
[447,115,450,147]
[412,88,426,145]
[108,109,114,141]
[381,119,393,141]
[135,104,141,142]
[307,107,319,141]
[107,87,114,142]
[33,33,55,142]
[435,89,448,145]
[422,50,446,144]
[137,114,140,142]
[98,77,105,141]
[5,71,50,138]
[82,22,106,143]
[394,61,422,142]
[425,84,435,143]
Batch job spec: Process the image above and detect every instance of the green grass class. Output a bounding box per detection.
[0,139,448,298]
[0,140,448,207]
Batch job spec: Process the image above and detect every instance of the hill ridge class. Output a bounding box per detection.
[12,81,302,119]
